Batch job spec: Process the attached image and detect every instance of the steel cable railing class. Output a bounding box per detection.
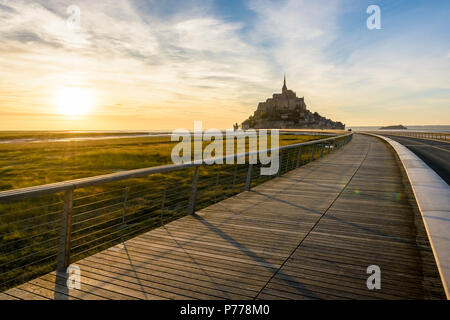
[0,132,352,291]
[367,131,449,142]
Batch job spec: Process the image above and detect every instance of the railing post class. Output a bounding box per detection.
[188,166,200,214]
[320,144,324,158]
[296,147,302,168]
[57,189,73,272]
[245,164,253,191]
[310,144,315,162]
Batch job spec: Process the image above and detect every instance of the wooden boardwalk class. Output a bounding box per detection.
[1,134,446,300]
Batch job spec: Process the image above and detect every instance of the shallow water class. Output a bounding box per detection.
[0,133,172,144]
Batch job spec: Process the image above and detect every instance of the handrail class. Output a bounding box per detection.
[361,130,449,142]
[0,132,353,202]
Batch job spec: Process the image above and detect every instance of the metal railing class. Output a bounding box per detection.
[368,131,449,142]
[0,132,353,291]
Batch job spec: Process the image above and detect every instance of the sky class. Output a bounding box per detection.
[0,0,449,130]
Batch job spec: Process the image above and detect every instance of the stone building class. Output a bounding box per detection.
[256,75,307,114]
[241,76,345,130]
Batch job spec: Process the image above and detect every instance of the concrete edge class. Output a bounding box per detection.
[363,133,450,299]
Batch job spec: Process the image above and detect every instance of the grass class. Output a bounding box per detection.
[0,133,320,191]
[0,131,343,292]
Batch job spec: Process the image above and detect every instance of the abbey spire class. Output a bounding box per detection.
[282,74,287,93]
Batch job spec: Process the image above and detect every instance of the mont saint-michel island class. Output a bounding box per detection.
[241,76,345,130]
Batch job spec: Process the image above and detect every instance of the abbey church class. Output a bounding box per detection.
[241,76,345,130]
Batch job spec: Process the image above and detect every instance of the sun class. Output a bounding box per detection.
[54,87,94,115]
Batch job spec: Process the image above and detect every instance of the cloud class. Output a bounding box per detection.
[244,0,450,125]
[0,0,449,129]
[0,0,275,126]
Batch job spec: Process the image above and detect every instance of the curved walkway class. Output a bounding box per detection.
[368,134,450,298]
[378,134,450,185]
[1,134,445,300]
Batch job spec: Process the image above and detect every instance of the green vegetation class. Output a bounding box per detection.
[0,131,342,291]
[0,132,320,191]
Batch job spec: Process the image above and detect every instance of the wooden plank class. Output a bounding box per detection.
[76,263,249,300]
[0,292,20,300]
[16,282,75,300]
[29,277,108,300]
[80,255,263,294]
[100,247,274,282]
[275,263,426,298]
[5,287,48,300]
[42,273,141,300]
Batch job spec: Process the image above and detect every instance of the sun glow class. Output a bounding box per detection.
[54,87,94,115]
